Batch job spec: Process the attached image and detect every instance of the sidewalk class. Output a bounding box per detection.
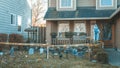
[105,48,120,66]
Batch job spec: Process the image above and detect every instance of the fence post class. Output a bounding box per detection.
[47,45,49,59]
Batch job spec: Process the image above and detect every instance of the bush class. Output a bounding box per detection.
[0,33,8,42]
[96,52,108,64]
[9,34,24,43]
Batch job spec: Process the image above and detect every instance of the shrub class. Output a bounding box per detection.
[96,52,108,64]
[9,34,24,43]
[0,33,8,42]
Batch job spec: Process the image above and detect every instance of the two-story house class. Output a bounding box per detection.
[0,0,31,39]
[44,0,120,52]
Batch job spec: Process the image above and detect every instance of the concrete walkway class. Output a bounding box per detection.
[105,48,120,66]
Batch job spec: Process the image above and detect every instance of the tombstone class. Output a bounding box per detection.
[0,52,3,56]
[10,47,14,56]
[29,48,34,55]
[39,48,44,54]
[72,48,78,55]
[58,48,63,59]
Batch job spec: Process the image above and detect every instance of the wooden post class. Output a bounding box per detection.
[46,46,49,59]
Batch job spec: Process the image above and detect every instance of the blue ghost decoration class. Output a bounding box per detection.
[93,24,100,41]
[39,48,44,54]
[10,47,14,56]
[29,48,34,55]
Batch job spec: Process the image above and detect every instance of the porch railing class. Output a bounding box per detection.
[52,37,94,45]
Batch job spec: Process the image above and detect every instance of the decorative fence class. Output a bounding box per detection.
[51,37,94,45]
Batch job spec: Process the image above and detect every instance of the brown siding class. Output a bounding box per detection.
[46,21,52,44]
[48,0,56,7]
[77,0,96,7]
[48,0,96,8]
[70,21,74,32]
[51,21,58,32]
[115,18,120,50]
[86,21,91,36]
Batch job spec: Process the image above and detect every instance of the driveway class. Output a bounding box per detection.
[105,48,120,66]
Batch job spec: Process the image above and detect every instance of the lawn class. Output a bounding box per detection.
[0,51,120,68]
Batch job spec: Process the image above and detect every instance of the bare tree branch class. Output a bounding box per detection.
[32,0,45,26]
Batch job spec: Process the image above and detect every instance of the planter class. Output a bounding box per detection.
[51,32,57,38]
[65,32,74,38]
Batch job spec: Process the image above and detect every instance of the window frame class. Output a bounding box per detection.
[10,13,17,26]
[17,15,22,32]
[74,21,86,36]
[59,0,73,8]
[58,22,70,37]
[99,0,114,7]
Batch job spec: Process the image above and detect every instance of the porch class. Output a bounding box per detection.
[46,20,115,47]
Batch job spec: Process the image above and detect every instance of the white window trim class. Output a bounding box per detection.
[56,0,76,11]
[59,0,73,8]
[99,0,114,7]
[10,13,17,26]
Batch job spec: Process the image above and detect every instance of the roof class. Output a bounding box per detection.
[44,7,116,20]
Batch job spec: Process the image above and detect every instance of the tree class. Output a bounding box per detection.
[32,0,45,26]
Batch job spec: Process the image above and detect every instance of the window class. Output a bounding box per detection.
[11,14,16,25]
[100,0,113,7]
[60,0,73,8]
[74,23,86,36]
[17,15,22,32]
[58,23,69,37]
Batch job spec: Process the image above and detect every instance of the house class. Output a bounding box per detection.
[0,0,31,39]
[44,0,120,51]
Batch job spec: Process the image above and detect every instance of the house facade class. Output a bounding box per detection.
[0,0,31,39]
[45,0,120,51]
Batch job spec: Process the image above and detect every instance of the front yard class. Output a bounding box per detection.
[0,51,119,68]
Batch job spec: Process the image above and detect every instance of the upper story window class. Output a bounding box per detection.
[57,0,76,11]
[100,0,113,7]
[96,0,117,10]
[60,0,72,8]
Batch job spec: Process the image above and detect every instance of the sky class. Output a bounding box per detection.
[27,0,48,24]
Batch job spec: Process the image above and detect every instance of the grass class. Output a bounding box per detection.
[0,51,120,68]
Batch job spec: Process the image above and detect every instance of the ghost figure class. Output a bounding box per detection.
[93,24,100,41]
[10,47,14,56]
[29,48,34,55]
[39,48,44,54]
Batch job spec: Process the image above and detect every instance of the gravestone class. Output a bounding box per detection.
[29,48,34,55]
[72,48,78,55]
[0,52,3,56]
[10,47,14,56]
[39,48,44,54]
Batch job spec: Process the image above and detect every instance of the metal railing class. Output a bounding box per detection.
[51,37,94,45]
